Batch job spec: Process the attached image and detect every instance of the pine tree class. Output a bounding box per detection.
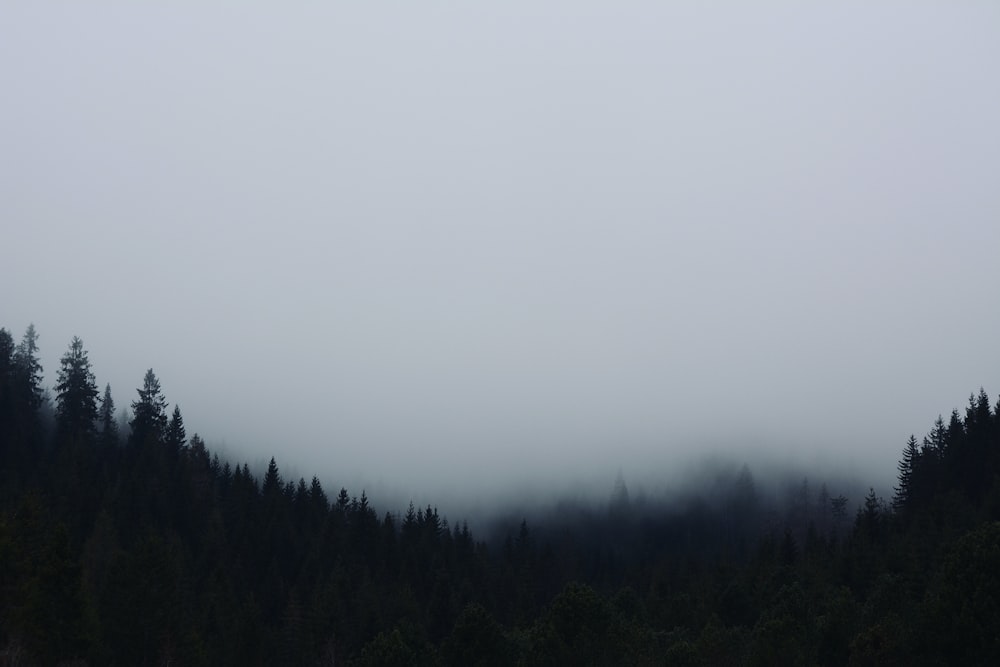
[13,323,44,410]
[98,383,120,447]
[309,476,328,511]
[263,457,282,495]
[129,369,168,445]
[857,488,884,541]
[892,435,919,512]
[336,488,351,513]
[164,405,187,453]
[54,336,100,440]
[922,415,947,460]
[0,328,16,422]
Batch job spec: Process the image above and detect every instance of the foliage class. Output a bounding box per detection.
[1,323,999,664]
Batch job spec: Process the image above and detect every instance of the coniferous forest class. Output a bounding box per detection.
[2,323,1000,665]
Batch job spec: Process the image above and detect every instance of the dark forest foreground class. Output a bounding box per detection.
[2,324,999,665]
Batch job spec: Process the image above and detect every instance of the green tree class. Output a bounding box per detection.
[54,336,100,441]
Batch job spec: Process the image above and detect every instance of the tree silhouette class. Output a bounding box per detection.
[7,321,1000,665]
[164,405,187,453]
[13,323,44,410]
[129,369,168,446]
[892,435,919,512]
[54,337,100,441]
[98,383,119,447]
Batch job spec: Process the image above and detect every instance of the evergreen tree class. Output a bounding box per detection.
[0,328,16,421]
[922,415,947,460]
[164,405,187,453]
[54,336,100,441]
[337,487,351,513]
[13,323,44,410]
[98,383,120,447]
[129,369,168,445]
[856,488,884,542]
[309,476,328,510]
[892,435,919,512]
[263,457,282,496]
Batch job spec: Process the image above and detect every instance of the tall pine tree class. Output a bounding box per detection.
[54,336,100,441]
[13,323,44,411]
[164,405,187,453]
[98,383,120,447]
[0,328,16,425]
[892,435,919,512]
[129,369,168,446]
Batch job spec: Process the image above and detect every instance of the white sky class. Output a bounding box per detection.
[3,2,999,507]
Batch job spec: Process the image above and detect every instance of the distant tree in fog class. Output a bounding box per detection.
[129,369,168,445]
[54,336,99,441]
[164,405,187,453]
[98,383,119,447]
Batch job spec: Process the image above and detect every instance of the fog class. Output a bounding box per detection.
[3,2,999,516]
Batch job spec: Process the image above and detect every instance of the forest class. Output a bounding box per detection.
[1,323,999,665]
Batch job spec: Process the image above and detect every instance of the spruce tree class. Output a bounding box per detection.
[892,435,919,512]
[922,415,947,460]
[98,383,120,447]
[164,405,187,453]
[263,457,282,495]
[0,328,15,422]
[13,323,44,410]
[54,336,100,440]
[129,369,168,445]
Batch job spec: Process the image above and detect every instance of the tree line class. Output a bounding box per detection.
[1,323,999,664]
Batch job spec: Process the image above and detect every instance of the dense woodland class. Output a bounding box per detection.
[1,323,999,665]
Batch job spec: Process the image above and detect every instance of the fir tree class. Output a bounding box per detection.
[309,476,328,511]
[98,383,120,447]
[164,405,187,453]
[0,328,17,422]
[922,415,947,460]
[54,336,100,440]
[13,323,44,410]
[129,369,168,445]
[892,435,919,512]
[263,457,282,495]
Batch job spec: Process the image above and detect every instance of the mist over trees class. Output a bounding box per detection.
[1,323,999,664]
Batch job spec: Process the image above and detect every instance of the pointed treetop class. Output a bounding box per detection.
[263,456,282,494]
[14,323,44,409]
[165,404,187,451]
[99,383,120,446]
[55,336,99,439]
[130,369,168,445]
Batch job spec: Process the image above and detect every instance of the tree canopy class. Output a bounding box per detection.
[2,323,999,665]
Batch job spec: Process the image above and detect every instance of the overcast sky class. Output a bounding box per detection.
[3,2,999,507]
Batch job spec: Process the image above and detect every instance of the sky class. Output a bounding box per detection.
[3,2,999,510]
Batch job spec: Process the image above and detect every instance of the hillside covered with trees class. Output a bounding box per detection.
[2,323,999,665]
